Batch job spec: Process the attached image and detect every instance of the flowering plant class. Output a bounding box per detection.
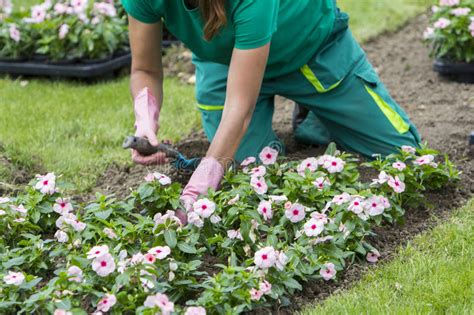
[423,0,474,63]
[0,144,458,314]
[0,0,128,61]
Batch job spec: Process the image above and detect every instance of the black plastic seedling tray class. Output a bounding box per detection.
[433,59,474,84]
[0,53,132,80]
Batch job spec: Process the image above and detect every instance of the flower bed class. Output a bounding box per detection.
[0,144,458,314]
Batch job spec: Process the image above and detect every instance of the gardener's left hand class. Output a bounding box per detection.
[179,157,224,221]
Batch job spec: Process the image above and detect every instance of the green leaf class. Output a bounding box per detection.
[283,278,302,290]
[178,243,197,254]
[95,208,113,220]
[3,256,25,268]
[20,277,42,290]
[164,229,177,248]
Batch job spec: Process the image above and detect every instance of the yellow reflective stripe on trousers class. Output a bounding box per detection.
[364,85,410,134]
[300,64,343,93]
[197,104,224,111]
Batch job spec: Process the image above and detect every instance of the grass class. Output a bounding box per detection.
[301,198,474,314]
[0,0,434,191]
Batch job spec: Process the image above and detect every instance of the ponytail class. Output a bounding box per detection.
[200,0,227,41]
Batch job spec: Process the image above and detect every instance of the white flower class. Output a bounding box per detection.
[29,5,47,23]
[259,280,272,295]
[365,196,389,216]
[54,310,72,315]
[143,293,174,314]
[313,177,330,190]
[401,145,416,154]
[93,2,117,17]
[227,194,240,205]
[250,288,263,301]
[187,212,204,228]
[297,157,319,175]
[451,7,471,16]
[392,161,406,171]
[53,198,73,215]
[55,230,69,243]
[71,0,88,14]
[269,195,287,203]
[0,197,10,204]
[148,246,171,260]
[0,210,5,216]
[154,172,172,185]
[92,253,116,277]
[254,246,276,269]
[54,3,68,14]
[250,165,267,178]
[285,203,306,223]
[87,245,109,259]
[434,17,451,29]
[275,251,288,271]
[185,306,206,315]
[388,176,406,193]
[35,173,56,194]
[227,229,243,241]
[322,156,345,173]
[320,262,336,281]
[67,265,83,283]
[103,228,117,239]
[210,214,222,224]
[257,200,273,220]
[97,294,117,312]
[414,154,434,166]
[12,204,27,215]
[259,146,278,165]
[423,27,435,40]
[251,176,268,195]
[348,197,364,214]
[130,253,144,265]
[58,24,69,39]
[310,211,329,224]
[193,198,215,218]
[371,171,390,185]
[241,156,256,167]
[3,271,25,286]
[303,218,324,237]
[366,250,381,263]
[9,24,20,42]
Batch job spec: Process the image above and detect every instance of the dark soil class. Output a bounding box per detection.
[94,13,473,313]
[0,145,38,195]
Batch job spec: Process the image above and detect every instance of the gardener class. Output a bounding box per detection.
[122,0,421,211]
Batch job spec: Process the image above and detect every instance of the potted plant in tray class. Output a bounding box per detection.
[423,0,474,83]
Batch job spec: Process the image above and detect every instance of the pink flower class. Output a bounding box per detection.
[241,156,256,167]
[29,5,47,23]
[320,262,336,281]
[434,17,451,29]
[9,24,20,42]
[423,27,435,40]
[304,218,324,237]
[227,229,243,240]
[365,196,388,216]
[372,171,390,185]
[3,271,25,286]
[250,288,263,300]
[58,24,69,39]
[269,195,287,204]
[92,253,116,277]
[148,246,171,260]
[143,253,156,264]
[470,20,474,37]
[131,253,144,265]
[97,294,117,312]
[297,157,319,175]
[414,154,434,166]
[257,200,273,220]
[254,246,276,269]
[210,214,221,224]
[54,310,72,315]
[366,250,381,263]
[144,173,155,182]
[67,266,83,283]
[35,173,56,194]
[440,0,460,6]
[54,3,68,14]
[392,161,406,171]
[185,306,207,315]
[310,211,328,224]
[348,197,364,214]
[259,280,272,295]
[0,197,9,204]
[250,165,266,178]
[388,176,406,193]
[193,198,215,218]
[53,198,73,215]
[251,176,268,195]
[259,146,278,165]
[401,145,416,154]
[187,212,204,228]
[285,203,306,223]
[451,7,471,16]
[332,192,351,205]
[103,228,117,239]
[322,156,345,173]
[55,230,69,243]
[313,177,330,190]
[145,172,172,185]
[93,2,117,17]
[144,293,174,314]
[275,251,288,271]
[12,204,27,215]
[71,0,88,13]
[87,245,109,259]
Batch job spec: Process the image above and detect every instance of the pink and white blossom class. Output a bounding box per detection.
[185,306,206,315]
[451,7,471,16]
[53,198,73,215]
[257,200,273,220]
[9,24,20,42]
[332,192,351,205]
[93,2,117,17]
[310,211,328,224]
[439,0,460,6]
[401,145,416,154]
[28,5,47,23]
[285,203,306,223]
[187,212,204,228]
[210,214,222,224]
[227,229,244,241]
[254,246,276,269]
[3,271,25,286]
[251,176,268,195]
[423,27,435,40]
[297,157,318,175]
[259,146,278,165]
[259,280,272,295]
[67,265,83,283]
[131,253,144,265]
[365,196,390,216]
[366,250,381,263]
[143,293,174,314]
[54,3,68,14]
[54,310,72,315]
[269,195,287,203]
[12,204,27,215]
[55,230,69,243]
[320,262,336,281]
[414,154,434,166]
[103,228,117,239]
[92,253,116,277]
[71,0,88,13]
[372,170,390,185]
[87,245,109,259]
[313,177,330,190]
[241,156,256,167]
[250,165,266,178]
[148,246,171,260]
[58,24,69,39]
[434,17,451,29]
[97,294,117,312]
[388,176,406,193]
[348,197,364,214]
[143,253,156,264]
[250,288,263,300]
[193,198,216,218]
[322,156,345,173]
[392,161,406,171]
[303,218,324,237]
[0,197,9,204]
[275,251,288,271]
[35,173,56,194]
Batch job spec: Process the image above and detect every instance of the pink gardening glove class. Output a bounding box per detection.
[131,87,167,165]
[178,157,224,223]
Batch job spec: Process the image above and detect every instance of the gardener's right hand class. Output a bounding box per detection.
[131,87,168,165]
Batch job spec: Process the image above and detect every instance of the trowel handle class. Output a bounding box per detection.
[122,136,179,157]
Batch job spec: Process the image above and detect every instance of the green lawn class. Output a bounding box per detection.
[0,0,433,191]
[301,198,474,314]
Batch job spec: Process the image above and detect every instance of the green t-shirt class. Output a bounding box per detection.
[121,0,335,78]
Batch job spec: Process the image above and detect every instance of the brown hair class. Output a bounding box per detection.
[199,0,227,41]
